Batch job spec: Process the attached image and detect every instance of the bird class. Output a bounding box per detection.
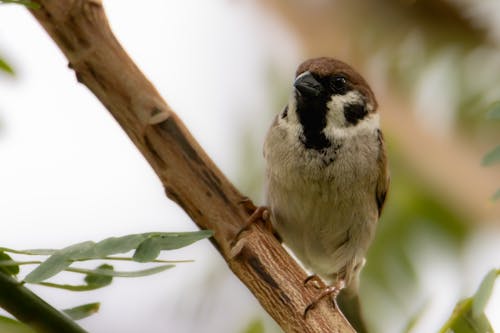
[262,57,390,332]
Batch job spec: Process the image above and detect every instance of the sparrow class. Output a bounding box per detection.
[263,57,390,332]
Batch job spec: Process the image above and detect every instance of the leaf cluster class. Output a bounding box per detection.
[0,230,212,326]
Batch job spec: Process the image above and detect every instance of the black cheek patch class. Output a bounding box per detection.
[344,103,367,126]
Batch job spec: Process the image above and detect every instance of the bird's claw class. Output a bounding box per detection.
[303,280,345,318]
[230,198,271,248]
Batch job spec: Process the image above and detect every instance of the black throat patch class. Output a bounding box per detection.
[295,94,331,151]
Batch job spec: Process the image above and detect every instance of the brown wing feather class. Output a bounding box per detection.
[375,129,390,217]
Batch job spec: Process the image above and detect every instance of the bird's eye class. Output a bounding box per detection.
[330,76,347,93]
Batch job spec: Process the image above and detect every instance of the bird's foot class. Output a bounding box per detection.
[230,197,271,248]
[303,274,323,289]
[303,279,346,318]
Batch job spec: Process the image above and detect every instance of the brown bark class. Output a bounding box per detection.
[28,1,355,332]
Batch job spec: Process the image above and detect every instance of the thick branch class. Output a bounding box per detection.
[26,1,355,332]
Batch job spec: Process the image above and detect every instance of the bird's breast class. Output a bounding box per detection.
[264,127,380,279]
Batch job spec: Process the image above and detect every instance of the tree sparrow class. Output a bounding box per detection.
[264,57,390,331]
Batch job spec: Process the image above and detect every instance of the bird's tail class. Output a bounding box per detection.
[337,289,369,333]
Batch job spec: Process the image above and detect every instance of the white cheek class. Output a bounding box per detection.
[324,91,379,139]
[325,90,364,128]
[278,93,302,140]
[326,113,380,140]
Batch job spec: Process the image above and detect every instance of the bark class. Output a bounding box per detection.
[26,1,355,332]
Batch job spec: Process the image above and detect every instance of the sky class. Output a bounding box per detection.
[0,1,499,333]
[0,1,298,332]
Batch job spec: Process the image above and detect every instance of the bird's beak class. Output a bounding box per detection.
[294,71,323,97]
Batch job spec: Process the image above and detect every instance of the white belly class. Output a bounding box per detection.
[265,130,380,284]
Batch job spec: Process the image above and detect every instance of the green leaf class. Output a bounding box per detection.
[133,237,161,263]
[38,264,114,291]
[37,281,105,292]
[133,231,213,262]
[472,269,498,318]
[23,231,211,283]
[0,0,40,9]
[94,234,149,257]
[0,252,19,276]
[24,241,96,283]
[0,248,58,256]
[481,145,500,166]
[486,102,500,120]
[151,231,213,250]
[95,231,212,259]
[60,241,98,260]
[0,58,14,75]
[63,303,100,320]
[0,315,35,333]
[84,264,113,288]
[67,264,174,278]
[24,254,71,283]
[439,269,499,333]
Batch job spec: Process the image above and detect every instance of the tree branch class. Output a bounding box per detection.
[25,1,355,332]
[0,271,87,333]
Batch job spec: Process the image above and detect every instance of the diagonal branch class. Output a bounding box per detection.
[0,271,87,333]
[26,1,355,332]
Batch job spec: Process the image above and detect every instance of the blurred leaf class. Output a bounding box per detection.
[23,231,211,283]
[493,189,500,201]
[0,58,14,75]
[402,301,429,333]
[481,146,500,166]
[0,252,19,276]
[486,102,500,120]
[439,298,493,333]
[242,318,265,333]
[439,269,499,333]
[0,315,34,333]
[0,0,40,9]
[63,303,100,320]
[471,269,499,318]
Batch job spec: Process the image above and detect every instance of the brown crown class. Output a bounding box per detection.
[296,57,378,111]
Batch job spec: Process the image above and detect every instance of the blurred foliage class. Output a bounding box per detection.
[234,2,500,331]
[438,269,499,333]
[241,318,265,333]
[0,315,35,333]
[340,0,500,139]
[0,58,14,75]
[0,0,39,9]
[361,141,471,331]
[483,102,500,200]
